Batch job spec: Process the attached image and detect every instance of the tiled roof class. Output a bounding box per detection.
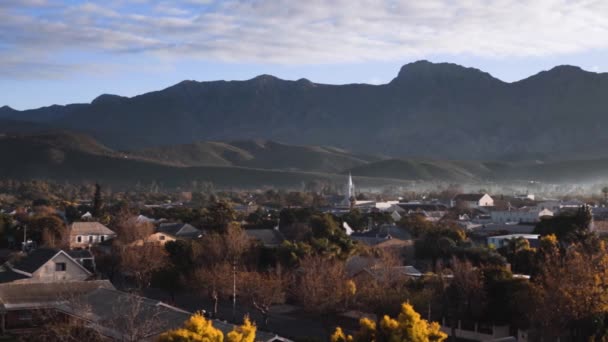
[70,222,116,236]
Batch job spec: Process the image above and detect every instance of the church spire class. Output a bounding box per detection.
[345,173,355,207]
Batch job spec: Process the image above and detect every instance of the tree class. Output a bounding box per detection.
[531,241,608,339]
[158,312,256,342]
[293,255,351,315]
[92,183,103,218]
[158,312,224,342]
[602,186,608,204]
[28,215,68,248]
[204,200,236,233]
[441,258,485,339]
[226,317,256,342]
[118,243,168,290]
[240,270,286,327]
[331,303,447,342]
[534,205,592,242]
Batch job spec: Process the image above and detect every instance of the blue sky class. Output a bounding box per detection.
[1,0,608,110]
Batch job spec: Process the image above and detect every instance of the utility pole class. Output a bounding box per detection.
[22,225,27,251]
[232,259,236,321]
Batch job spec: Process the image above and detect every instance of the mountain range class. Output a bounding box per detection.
[3,60,608,187]
[3,61,608,161]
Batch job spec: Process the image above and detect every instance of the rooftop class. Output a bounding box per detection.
[70,222,116,236]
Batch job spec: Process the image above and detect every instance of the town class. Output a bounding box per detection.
[0,176,605,341]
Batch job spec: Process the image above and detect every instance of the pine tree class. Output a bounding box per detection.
[93,183,103,218]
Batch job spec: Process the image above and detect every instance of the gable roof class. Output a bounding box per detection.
[9,248,92,277]
[453,193,489,201]
[158,223,202,238]
[70,222,116,236]
[10,248,59,274]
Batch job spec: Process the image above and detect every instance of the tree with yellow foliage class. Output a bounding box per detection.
[331,303,447,342]
[157,313,257,342]
[226,317,256,342]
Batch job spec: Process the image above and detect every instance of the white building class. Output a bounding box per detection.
[452,194,494,209]
[487,234,539,248]
[490,208,553,224]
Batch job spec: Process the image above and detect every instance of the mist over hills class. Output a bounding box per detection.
[2,131,608,188]
[2,61,608,162]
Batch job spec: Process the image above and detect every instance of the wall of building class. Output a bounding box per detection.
[28,253,89,282]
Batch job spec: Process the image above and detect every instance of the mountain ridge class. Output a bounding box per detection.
[2,60,608,160]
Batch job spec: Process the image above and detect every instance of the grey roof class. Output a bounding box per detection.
[0,266,29,284]
[361,265,422,280]
[346,256,379,277]
[10,248,59,274]
[69,288,191,339]
[67,249,94,259]
[453,193,488,201]
[158,223,202,239]
[245,229,284,247]
[0,280,114,309]
[397,203,448,211]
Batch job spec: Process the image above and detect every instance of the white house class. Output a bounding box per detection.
[487,234,539,248]
[452,194,494,209]
[69,222,117,249]
[490,208,553,224]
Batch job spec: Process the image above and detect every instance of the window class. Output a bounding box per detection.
[55,262,66,271]
[159,235,166,241]
[89,236,93,243]
[100,235,105,242]
[77,236,82,243]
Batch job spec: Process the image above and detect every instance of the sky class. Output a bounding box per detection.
[1,0,608,110]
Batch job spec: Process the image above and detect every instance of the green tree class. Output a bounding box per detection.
[204,200,237,233]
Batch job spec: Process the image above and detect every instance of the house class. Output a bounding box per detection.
[66,249,96,273]
[0,279,114,335]
[69,222,117,249]
[451,194,494,209]
[130,232,177,247]
[0,280,292,341]
[487,234,540,248]
[490,207,553,224]
[157,223,203,239]
[245,229,285,248]
[0,248,92,284]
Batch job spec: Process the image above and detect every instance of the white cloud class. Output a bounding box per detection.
[2,0,608,78]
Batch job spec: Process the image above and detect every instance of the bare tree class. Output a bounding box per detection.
[118,243,168,290]
[240,269,287,327]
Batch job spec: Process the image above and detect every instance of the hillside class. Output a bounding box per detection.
[4,61,608,161]
[347,159,508,182]
[133,140,380,173]
[0,133,404,189]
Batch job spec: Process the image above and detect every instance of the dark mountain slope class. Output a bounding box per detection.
[4,61,608,160]
[133,140,380,173]
[0,133,406,189]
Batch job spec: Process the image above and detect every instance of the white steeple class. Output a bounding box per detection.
[345,173,355,204]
